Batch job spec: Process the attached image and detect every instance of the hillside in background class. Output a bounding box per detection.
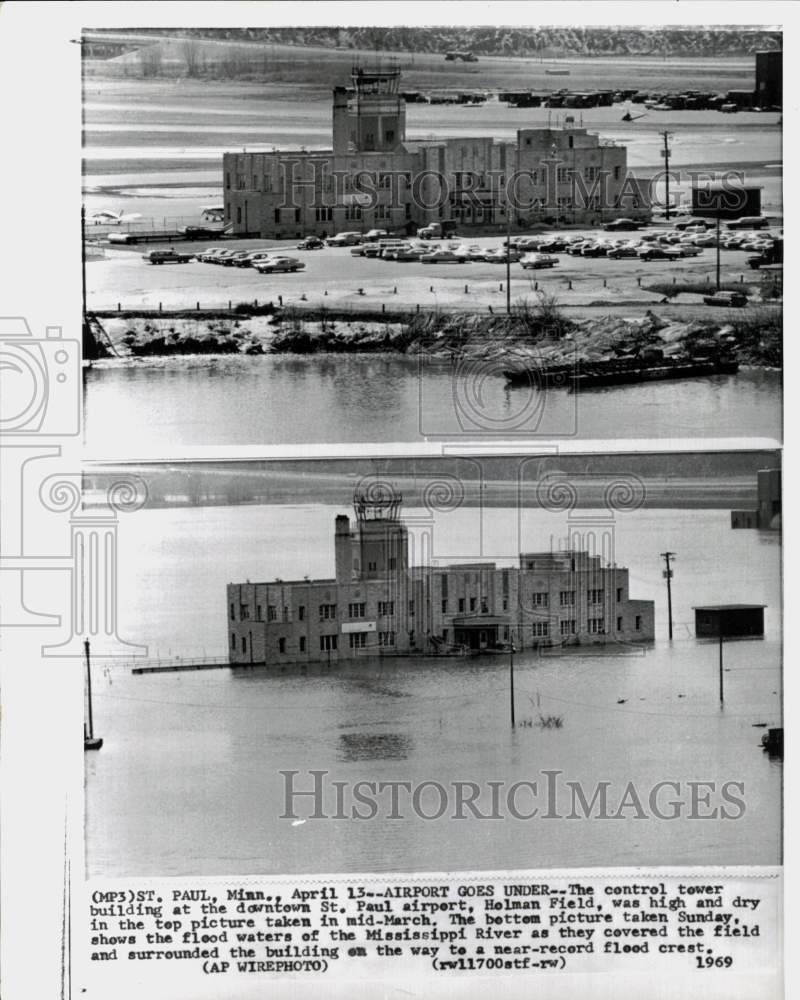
[95,25,782,58]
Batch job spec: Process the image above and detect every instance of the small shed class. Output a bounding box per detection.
[692,184,762,220]
[694,604,765,639]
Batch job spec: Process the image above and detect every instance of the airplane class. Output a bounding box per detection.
[86,209,143,225]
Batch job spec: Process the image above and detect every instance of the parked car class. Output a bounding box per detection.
[394,245,425,262]
[678,245,703,257]
[485,247,521,263]
[638,246,683,261]
[605,218,641,231]
[222,250,251,267]
[210,249,238,264]
[420,249,460,264]
[362,229,389,242]
[748,239,783,269]
[568,240,593,256]
[582,242,614,257]
[537,238,567,253]
[254,256,305,273]
[726,216,770,231]
[296,236,324,250]
[142,249,194,264]
[377,242,409,260]
[236,251,274,268]
[606,246,640,259]
[514,236,542,252]
[417,222,458,240]
[674,217,710,231]
[453,244,485,261]
[520,253,559,269]
[326,231,363,247]
[703,291,747,307]
[197,247,226,262]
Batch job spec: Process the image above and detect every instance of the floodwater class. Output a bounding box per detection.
[83,356,782,448]
[85,503,781,877]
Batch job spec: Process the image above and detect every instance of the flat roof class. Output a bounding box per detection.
[694,604,767,611]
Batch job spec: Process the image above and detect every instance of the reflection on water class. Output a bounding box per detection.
[338,732,414,762]
[84,356,781,446]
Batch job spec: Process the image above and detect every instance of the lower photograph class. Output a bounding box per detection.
[81,447,782,880]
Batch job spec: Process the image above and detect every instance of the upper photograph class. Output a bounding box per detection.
[81,26,783,448]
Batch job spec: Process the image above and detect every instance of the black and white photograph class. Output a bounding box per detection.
[0,4,790,1000]
[82,450,782,880]
[79,20,782,447]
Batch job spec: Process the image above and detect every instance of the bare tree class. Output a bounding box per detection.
[181,38,202,77]
[138,44,162,78]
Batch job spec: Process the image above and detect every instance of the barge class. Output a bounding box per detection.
[504,357,739,391]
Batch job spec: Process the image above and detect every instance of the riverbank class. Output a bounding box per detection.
[93,302,782,369]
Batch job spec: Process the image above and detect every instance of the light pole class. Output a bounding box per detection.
[660,131,673,222]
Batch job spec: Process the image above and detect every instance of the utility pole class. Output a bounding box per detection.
[85,638,94,741]
[660,551,675,640]
[506,203,511,315]
[718,624,724,707]
[509,636,516,727]
[715,208,722,291]
[659,131,673,222]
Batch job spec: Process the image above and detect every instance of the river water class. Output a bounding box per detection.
[83,357,781,448]
[86,503,781,877]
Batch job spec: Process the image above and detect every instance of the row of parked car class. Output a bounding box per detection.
[193,247,306,273]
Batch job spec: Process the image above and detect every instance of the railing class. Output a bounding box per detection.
[109,655,231,675]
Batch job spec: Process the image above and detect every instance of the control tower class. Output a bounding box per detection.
[335,485,408,583]
[333,63,406,155]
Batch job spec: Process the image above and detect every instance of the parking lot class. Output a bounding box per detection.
[87,224,780,315]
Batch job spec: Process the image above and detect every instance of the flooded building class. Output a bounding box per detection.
[755,50,782,108]
[222,65,648,239]
[731,468,781,531]
[227,490,655,666]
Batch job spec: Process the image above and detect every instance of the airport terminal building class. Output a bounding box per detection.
[222,65,650,239]
[227,491,655,666]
